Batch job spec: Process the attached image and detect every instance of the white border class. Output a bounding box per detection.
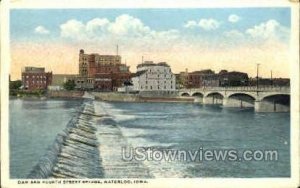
[1,0,299,188]
[8,0,292,8]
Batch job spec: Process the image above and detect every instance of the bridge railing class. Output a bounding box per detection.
[178,86,290,93]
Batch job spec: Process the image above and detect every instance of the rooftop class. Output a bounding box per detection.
[22,66,45,73]
[137,61,170,68]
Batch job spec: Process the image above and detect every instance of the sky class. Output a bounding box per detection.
[10,8,291,80]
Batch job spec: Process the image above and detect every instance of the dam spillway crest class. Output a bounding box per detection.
[28,101,104,178]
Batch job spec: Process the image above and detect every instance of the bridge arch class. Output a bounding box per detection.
[262,94,290,104]
[257,94,290,112]
[225,93,256,108]
[228,93,256,101]
[191,92,204,97]
[262,94,290,101]
[205,92,224,98]
[181,92,190,97]
[204,92,224,105]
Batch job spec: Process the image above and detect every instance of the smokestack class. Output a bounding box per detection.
[116,45,119,56]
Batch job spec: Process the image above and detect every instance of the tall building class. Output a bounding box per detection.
[21,67,52,90]
[132,61,176,91]
[76,49,131,91]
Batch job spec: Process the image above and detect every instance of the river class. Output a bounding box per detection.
[9,99,290,178]
[9,99,84,178]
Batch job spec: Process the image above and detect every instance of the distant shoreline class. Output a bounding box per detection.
[9,90,194,103]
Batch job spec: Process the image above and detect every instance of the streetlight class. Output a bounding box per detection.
[256,63,260,92]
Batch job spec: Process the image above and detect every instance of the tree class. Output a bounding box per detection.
[63,80,76,91]
[123,80,133,86]
[9,80,22,90]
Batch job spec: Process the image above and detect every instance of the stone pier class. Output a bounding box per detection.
[222,98,254,108]
[193,97,203,103]
[203,97,223,105]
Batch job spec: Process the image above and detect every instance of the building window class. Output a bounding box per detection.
[150,86,152,90]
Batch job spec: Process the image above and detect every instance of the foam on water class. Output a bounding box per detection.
[95,101,190,178]
[93,101,153,178]
[94,102,138,122]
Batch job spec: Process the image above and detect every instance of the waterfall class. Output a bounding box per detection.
[28,100,104,178]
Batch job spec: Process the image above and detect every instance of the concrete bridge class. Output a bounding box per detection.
[178,86,290,112]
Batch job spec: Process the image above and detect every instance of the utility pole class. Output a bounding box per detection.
[256,63,260,92]
[271,70,273,87]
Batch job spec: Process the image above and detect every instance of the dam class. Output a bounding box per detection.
[9,98,290,178]
[27,100,153,179]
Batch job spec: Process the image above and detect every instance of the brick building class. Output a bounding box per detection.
[21,67,52,90]
[248,77,290,87]
[218,70,249,87]
[76,49,131,91]
[178,69,215,88]
[178,69,249,88]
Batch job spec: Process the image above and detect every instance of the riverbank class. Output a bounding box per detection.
[10,90,192,103]
[9,90,84,100]
[92,92,193,103]
[47,90,84,98]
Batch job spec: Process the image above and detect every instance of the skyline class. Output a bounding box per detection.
[10,8,291,80]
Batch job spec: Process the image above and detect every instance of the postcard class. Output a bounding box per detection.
[1,0,299,187]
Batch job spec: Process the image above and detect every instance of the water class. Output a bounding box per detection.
[27,101,103,179]
[96,101,290,178]
[9,99,83,178]
[9,99,290,178]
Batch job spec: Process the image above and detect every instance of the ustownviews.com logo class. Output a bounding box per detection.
[121,147,279,162]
